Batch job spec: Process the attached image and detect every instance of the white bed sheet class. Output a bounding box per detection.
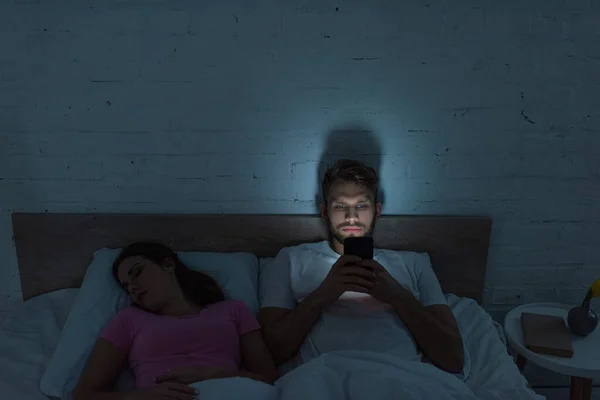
[445,294,541,398]
[0,288,78,400]
[0,289,539,400]
[177,294,542,400]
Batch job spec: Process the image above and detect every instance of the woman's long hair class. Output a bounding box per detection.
[112,242,226,307]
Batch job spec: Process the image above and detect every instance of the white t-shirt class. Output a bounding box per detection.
[259,240,448,366]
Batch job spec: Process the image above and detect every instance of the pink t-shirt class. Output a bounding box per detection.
[100,300,260,389]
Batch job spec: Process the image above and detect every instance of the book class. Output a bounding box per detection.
[521,312,574,358]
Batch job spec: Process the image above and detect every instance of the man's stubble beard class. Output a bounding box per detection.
[329,214,377,247]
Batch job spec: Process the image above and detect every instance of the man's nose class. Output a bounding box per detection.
[345,207,359,220]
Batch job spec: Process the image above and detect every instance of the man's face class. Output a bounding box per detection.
[321,180,382,245]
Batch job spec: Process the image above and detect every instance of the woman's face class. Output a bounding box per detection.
[116,256,175,312]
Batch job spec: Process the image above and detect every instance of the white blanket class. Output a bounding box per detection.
[445,294,541,398]
[0,288,78,400]
[0,291,544,400]
[187,294,544,400]
[190,350,543,400]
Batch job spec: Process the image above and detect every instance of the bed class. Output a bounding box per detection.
[0,213,544,400]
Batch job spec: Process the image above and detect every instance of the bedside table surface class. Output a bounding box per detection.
[504,302,600,379]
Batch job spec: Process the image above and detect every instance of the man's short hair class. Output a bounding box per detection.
[321,159,379,203]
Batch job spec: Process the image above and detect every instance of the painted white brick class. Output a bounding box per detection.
[557,288,591,307]
[555,265,600,287]
[485,267,558,287]
[446,155,520,179]
[2,156,103,180]
[404,155,448,179]
[448,130,600,156]
[487,245,588,266]
[521,152,600,178]
[1,131,293,156]
[101,154,294,180]
[586,246,600,264]
[491,223,562,246]
[524,288,560,303]
[560,0,594,10]
[388,198,596,223]
[0,177,302,206]
[0,309,9,322]
[15,106,342,134]
[447,153,600,179]
[491,288,527,305]
[491,287,561,306]
[504,200,596,223]
[386,178,600,206]
[289,160,324,204]
[491,222,600,246]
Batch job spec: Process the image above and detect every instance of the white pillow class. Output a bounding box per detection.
[41,248,260,400]
[259,257,275,271]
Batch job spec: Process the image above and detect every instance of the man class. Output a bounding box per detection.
[259,159,464,374]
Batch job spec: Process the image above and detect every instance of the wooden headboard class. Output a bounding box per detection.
[11,213,492,303]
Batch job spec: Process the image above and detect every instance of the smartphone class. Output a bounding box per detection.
[343,236,374,259]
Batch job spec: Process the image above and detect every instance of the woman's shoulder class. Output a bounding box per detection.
[210,299,252,313]
[110,306,148,323]
[100,307,147,337]
[117,305,146,314]
[212,299,243,308]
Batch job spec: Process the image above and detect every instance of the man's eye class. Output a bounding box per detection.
[334,205,345,210]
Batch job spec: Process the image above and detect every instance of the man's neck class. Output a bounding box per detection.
[330,239,344,255]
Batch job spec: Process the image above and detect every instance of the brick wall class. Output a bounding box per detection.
[1,0,599,324]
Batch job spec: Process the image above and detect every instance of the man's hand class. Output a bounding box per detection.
[314,255,375,308]
[155,366,228,385]
[357,259,466,373]
[357,259,408,305]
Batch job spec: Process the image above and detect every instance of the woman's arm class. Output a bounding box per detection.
[239,329,279,384]
[72,339,133,400]
[74,339,197,400]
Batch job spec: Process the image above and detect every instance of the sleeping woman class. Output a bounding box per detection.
[73,242,278,400]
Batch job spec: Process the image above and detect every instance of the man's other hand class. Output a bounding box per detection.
[314,255,375,307]
[357,260,408,305]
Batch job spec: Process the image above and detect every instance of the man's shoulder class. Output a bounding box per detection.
[278,240,329,257]
[376,249,430,269]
